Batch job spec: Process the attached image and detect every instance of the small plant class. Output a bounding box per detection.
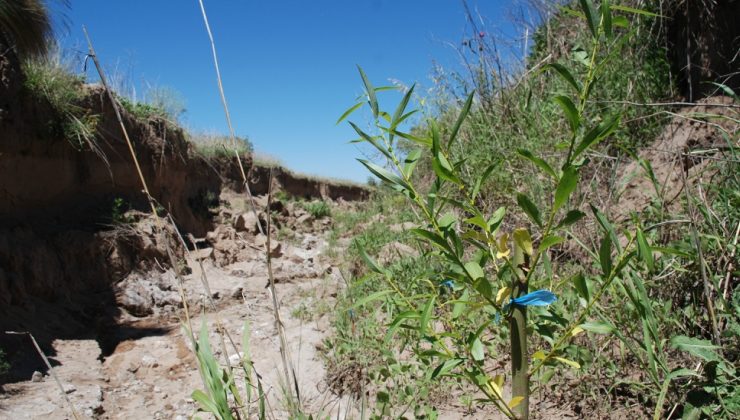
[22,44,101,152]
[302,200,331,219]
[111,197,134,224]
[340,2,660,418]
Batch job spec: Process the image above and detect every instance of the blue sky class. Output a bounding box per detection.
[57,1,531,182]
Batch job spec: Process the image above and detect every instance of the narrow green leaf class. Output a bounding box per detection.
[192,389,220,415]
[358,159,411,191]
[419,295,436,336]
[393,129,431,147]
[517,149,557,179]
[351,289,394,309]
[431,358,464,379]
[539,235,565,252]
[411,228,452,254]
[556,209,586,229]
[553,95,580,132]
[336,102,363,124]
[543,63,581,94]
[487,207,506,232]
[516,193,543,228]
[357,65,378,118]
[470,337,485,361]
[599,235,612,277]
[590,204,620,251]
[391,84,415,128]
[610,4,660,17]
[612,15,628,28]
[349,122,393,160]
[554,166,579,212]
[636,227,654,273]
[402,148,422,179]
[572,273,589,301]
[579,0,598,37]
[601,0,613,38]
[474,277,493,299]
[471,163,499,201]
[573,114,620,158]
[447,90,475,148]
[580,321,615,334]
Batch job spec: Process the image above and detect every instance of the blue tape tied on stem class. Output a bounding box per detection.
[501,289,557,315]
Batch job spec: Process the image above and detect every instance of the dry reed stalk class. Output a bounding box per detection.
[196,0,300,411]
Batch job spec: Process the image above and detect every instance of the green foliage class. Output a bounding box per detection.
[22,47,100,150]
[0,0,52,59]
[111,197,134,224]
[300,200,331,219]
[336,3,721,418]
[188,132,254,158]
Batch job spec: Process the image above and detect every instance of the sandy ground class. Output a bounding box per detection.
[0,229,357,419]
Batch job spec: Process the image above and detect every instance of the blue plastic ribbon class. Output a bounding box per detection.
[511,290,557,307]
[502,289,557,313]
[440,279,455,289]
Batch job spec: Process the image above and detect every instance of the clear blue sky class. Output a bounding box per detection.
[57,1,531,183]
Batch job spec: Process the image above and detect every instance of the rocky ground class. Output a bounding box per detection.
[0,192,358,419]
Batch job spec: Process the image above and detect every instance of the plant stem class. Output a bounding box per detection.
[510,240,529,419]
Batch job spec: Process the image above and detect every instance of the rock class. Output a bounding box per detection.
[191,247,214,261]
[31,371,43,382]
[296,214,313,225]
[390,222,416,232]
[141,355,158,368]
[228,352,244,367]
[253,234,282,257]
[378,241,419,264]
[119,287,153,317]
[234,211,260,234]
[230,286,244,299]
[63,383,76,394]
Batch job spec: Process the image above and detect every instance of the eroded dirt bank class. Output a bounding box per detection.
[0,43,368,418]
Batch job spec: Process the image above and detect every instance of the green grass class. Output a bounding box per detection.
[188,132,253,158]
[22,45,100,150]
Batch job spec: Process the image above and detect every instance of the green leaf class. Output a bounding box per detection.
[357,65,378,118]
[391,84,415,129]
[601,0,613,38]
[513,228,534,256]
[419,295,436,336]
[572,273,589,301]
[471,162,498,201]
[636,227,654,273]
[402,148,422,179]
[192,389,220,415]
[599,235,613,277]
[358,159,412,192]
[654,368,701,420]
[580,321,615,334]
[590,204,620,251]
[554,166,579,213]
[358,246,387,275]
[351,289,394,309]
[411,228,452,254]
[612,15,628,28]
[553,95,580,132]
[336,102,363,124]
[554,356,581,369]
[464,261,485,280]
[539,235,565,252]
[470,337,485,362]
[349,122,393,160]
[517,149,557,179]
[487,207,506,232]
[516,193,543,228]
[392,129,431,147]
[431,358,463,379]
[579,0,598,37]
[556,209,586,229]
[543,63,581,94]
[447,90,475,148]
[610,4,659,17]
[474,277,493,299]
[573,114,620,159]
[669,336,721,362]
